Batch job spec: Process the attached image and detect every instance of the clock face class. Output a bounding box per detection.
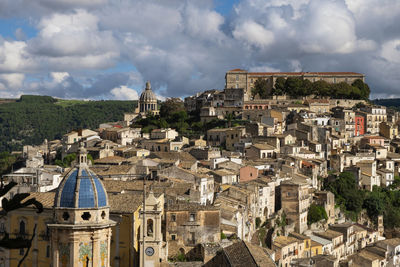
[145,247,154,256]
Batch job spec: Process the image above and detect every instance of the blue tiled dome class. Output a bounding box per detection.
[55,167,108,209]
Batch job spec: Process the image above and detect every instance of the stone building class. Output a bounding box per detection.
[206,127,246,151]
[49,143,116,267]
[313,230,345,259]
[139,81,159,116]
[272,235,299,267]
[357,105,387,134]
[314,191,335,224]
[139,191,165,267]
[225,69,364,99]
[165,202,220,259]
[280,180,312,234]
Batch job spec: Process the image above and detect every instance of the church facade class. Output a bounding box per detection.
[124,81,159,126]
[1,144,167,267]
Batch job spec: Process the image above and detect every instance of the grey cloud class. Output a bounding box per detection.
[1,0,400,98]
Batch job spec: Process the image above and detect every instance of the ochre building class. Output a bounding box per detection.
[225,69,365,99]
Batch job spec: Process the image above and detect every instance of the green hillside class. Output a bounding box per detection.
[373,98,400,109]
[0,95,137,151]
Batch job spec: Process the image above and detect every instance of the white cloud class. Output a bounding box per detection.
[0,40,35,73]
[0,0,400,98]
[0,73,24,91]
[183,4,225,42]
[233,20,275,48]
[110,85,139,100]
[29,9,119,60]
[381,39,400,64]
[50,72,69,82]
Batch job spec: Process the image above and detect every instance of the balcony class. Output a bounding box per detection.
[14,233,30,239]
[39,232,50,241]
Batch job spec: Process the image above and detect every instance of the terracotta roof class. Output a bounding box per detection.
[273,236,299,248]
[27,192,56,209]
[244,242,276,266]
[252,143,275,150]
[314,230,343,240]
[149,151,197,162]
[103,179,192,197]
[228,68,247,72]
[94,156,126,164]
[356,249,385,261]
[210,169,236,176]
[107,193,142,213]
[90,165,134,176]
[167,202,219,211]
[223,241,258,267]
[248,71,363,76]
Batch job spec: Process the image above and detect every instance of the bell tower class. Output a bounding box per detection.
[140,191,163,267]
[49,142,116,267]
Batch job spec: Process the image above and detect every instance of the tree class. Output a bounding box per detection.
[55,153,77,168]
[225,113,234,128]
[311,80,331,96]
[273,77,286,95]
[363,188,386,221]
[159,98,185,118]
[252,78,270,99]
[301,79,313,96]
[307,204,328,225]
[285,77,303,97]
[352,79,370,100]
[325,172,364,213]
[0,152,17,176]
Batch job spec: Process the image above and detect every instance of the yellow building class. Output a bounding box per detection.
[225,69,365,99]
[289,232,312,258]
[310,240,323,256]
[4,146,166,267]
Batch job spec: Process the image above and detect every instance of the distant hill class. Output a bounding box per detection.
[373,98,400,109]
[0,95,137,152]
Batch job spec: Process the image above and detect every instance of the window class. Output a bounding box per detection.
[171,214,176,222]
[81,212,91,221]
[46,245,50,258]
[62,212,70,221]
[236,75,239,81]
[147,219,154,237]
[171,235,176,241]
[19,248,24,256]
[190,232,196,244]
[189,213,195,222]
[19,221,26,235]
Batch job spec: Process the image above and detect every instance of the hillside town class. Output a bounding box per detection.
[2,69,400,267]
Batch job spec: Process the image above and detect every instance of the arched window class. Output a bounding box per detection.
[19,221,25,235]
[147,219,153,237]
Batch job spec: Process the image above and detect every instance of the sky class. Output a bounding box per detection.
[0,0,399,100]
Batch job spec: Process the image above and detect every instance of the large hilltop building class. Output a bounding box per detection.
[124,81,159,126]
[139,81,159,116]
[225,68,365,99]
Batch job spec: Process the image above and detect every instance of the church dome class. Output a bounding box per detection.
[54,145,108,209]
[139,81,157,102]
